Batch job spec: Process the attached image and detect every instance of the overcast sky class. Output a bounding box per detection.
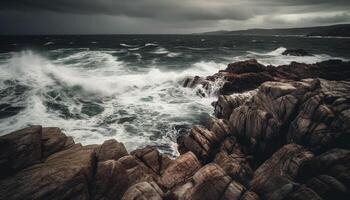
[1,0,350,34]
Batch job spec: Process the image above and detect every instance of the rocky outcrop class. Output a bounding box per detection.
[0,59,349,200]
[183,59,350,95]
[282,49,312,56]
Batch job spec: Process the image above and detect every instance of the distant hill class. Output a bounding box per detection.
[198,24,350,37]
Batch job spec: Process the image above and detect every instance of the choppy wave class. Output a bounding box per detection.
[232,46,347,66]
[0,50,225,156]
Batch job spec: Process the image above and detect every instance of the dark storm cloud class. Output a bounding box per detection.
[1,0,350,34]
[3,0,349,20]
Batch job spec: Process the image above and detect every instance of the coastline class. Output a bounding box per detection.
[1,59,349,200]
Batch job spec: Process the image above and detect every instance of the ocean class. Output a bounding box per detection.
[0,35,349,156]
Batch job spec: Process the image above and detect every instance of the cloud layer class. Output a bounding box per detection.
[1,0,350,34]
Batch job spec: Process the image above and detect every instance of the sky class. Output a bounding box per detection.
[1,0,350,34]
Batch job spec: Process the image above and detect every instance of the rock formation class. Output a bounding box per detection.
[0,59,349,200]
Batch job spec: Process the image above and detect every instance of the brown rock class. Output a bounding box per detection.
[41,127,74,158]
[160,152,201,189]
[240,191,260,200]
[94,160,129,200]
[214,150,253,185]
[118,155,159,186]
[286,185,322,200]
[0,144,96,200]
[97,139,128,162]
[121,181,164,200]
[250,144,314,200]
[132,146,171,175]
[0,126,42,178]
[177,125,227,161]
[183,164,245,200]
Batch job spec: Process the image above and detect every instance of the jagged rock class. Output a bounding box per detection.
[97,139,128,162]
[214,150,253,185]
[286,185,322,200]
[287,80,350,153]
[160,152,201,189]
[177,125,227,161]
[206,117,229,138]
[183,59,350,95]
[42,127,74,158]
[0,144,96,200]
[305,175,348,200]
[240,191,261,200]
[282,49,312,56]
[94,160,129,200]
[132,146,171,175]
[295,149,350,199]
[249,144,314,200]
[182,164,245,200]
[226,59,266,73]
[0,126,42,178]
[214,90,256,119]
[228,80,318,160]
[118,155,159,186]
[297,149,350,183]
[121,181,164,200]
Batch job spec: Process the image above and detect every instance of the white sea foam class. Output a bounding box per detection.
[232,46,347,66]
[0,50,225,156]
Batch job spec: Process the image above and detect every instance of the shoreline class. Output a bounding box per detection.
[1,58,349,200]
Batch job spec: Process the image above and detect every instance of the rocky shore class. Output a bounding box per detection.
[1,59,349,200]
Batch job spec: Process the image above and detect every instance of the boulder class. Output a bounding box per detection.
[121,181,164,200]
[249,144,314,200]
[226,59,266,74]
[94,160,129,200]
[132,146,171,175]
[214,90,256,119]
[240,191,261,200]
[0,126,42,178]
[214,150,253,185]
[286,185,322,200]
[41,127,74,158]
[97,139,128,162]
[160,152,201,189]
[282,49,312,56]
[0,144,96,200]
[177,125,227,161]
[182,164,245,200]
[287,80,350,153]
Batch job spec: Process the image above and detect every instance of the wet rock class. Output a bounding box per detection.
[177,125,227,161]
[41,127,74,158]
[94,160,129,200]
[118,155,159,186]
[287,80,350,153]
[182,164,245,200]
[240,191,261,200]
[121,181,164,200]
[97,139,128,162]
[0,126,42,178]
[228,80,317,160]
[0,144,96,200]
[250,144,314,200]
[282,49,312,56]
[160,152,201,189]
[214,90,256,119]
[206,117,230,137]
[132,146,171,175]
[214,150,253,185]
[183,59,350,95]
[226,59,265,74]
[305,175,348,200]
[286,185,322,200]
